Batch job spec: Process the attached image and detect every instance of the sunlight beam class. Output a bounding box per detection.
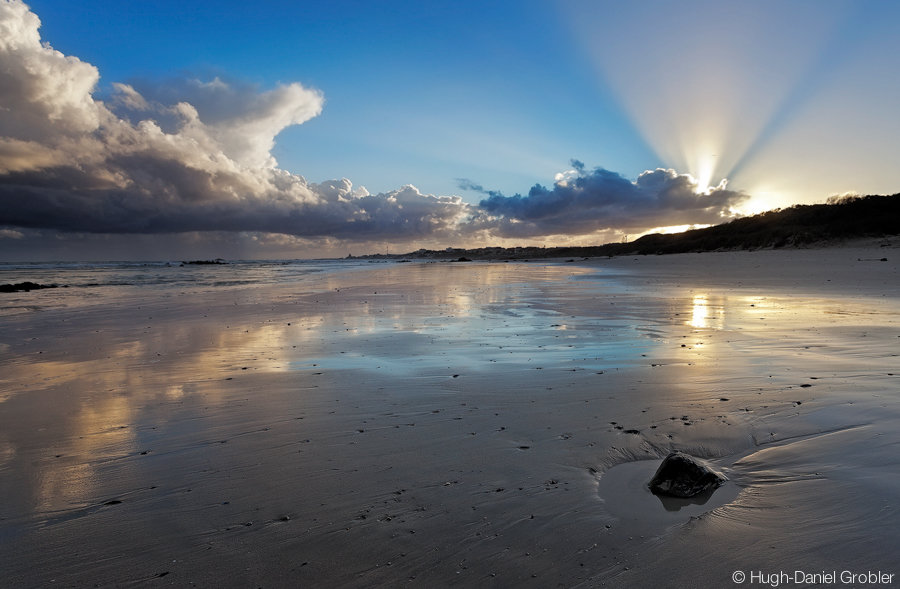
[560,0,851,204]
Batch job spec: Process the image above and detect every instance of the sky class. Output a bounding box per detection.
[1,0,899,260]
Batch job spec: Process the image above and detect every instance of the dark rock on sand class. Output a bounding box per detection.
[0,281,59,293]
[648,451,727,498]
[180,258,226,265]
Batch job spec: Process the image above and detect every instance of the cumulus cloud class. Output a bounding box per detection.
[474,162,749,238]
[0,0,470,244]
[110,77,323,168]
[0,0,749,254]
[0,1,101,141]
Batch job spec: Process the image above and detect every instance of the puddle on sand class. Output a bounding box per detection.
[596,458,741,527]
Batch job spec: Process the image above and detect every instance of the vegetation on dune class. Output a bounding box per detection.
[365,193,900,260]
[626,193,900,255]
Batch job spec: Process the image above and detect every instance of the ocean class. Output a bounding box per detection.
[0,259,378,316]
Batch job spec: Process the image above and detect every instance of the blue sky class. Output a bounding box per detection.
[28,0,652,196]
[2,0,899,259]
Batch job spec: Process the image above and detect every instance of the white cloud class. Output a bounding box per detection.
[0,0,101,140]
[115,77,324,168]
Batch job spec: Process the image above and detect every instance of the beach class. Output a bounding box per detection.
[1,243,899,587]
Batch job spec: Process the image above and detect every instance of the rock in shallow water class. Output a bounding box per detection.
[0,281,59,293]
[648,451,727,498]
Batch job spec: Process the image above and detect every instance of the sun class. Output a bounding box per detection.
[694,157,715,194]
[689,151,722,194]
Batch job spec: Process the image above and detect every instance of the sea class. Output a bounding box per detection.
[0,259,380,316]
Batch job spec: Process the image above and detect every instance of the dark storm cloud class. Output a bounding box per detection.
[0,170,468,239]
[456,178,507,201]
[477,164,748,237]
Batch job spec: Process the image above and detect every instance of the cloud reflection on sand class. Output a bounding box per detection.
[1,253,899,585]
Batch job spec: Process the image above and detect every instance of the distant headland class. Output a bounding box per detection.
[352,193,900,260]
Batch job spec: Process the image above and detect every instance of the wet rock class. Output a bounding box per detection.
[0,281,59,293]
[648,451,727,498]
[181,258,226,265]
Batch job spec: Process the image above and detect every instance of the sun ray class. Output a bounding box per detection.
[559,1,851,204]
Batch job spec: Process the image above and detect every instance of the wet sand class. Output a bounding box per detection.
[1,243,899,587]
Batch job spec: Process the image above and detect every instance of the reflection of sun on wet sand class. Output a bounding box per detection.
[1,243,899,586]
